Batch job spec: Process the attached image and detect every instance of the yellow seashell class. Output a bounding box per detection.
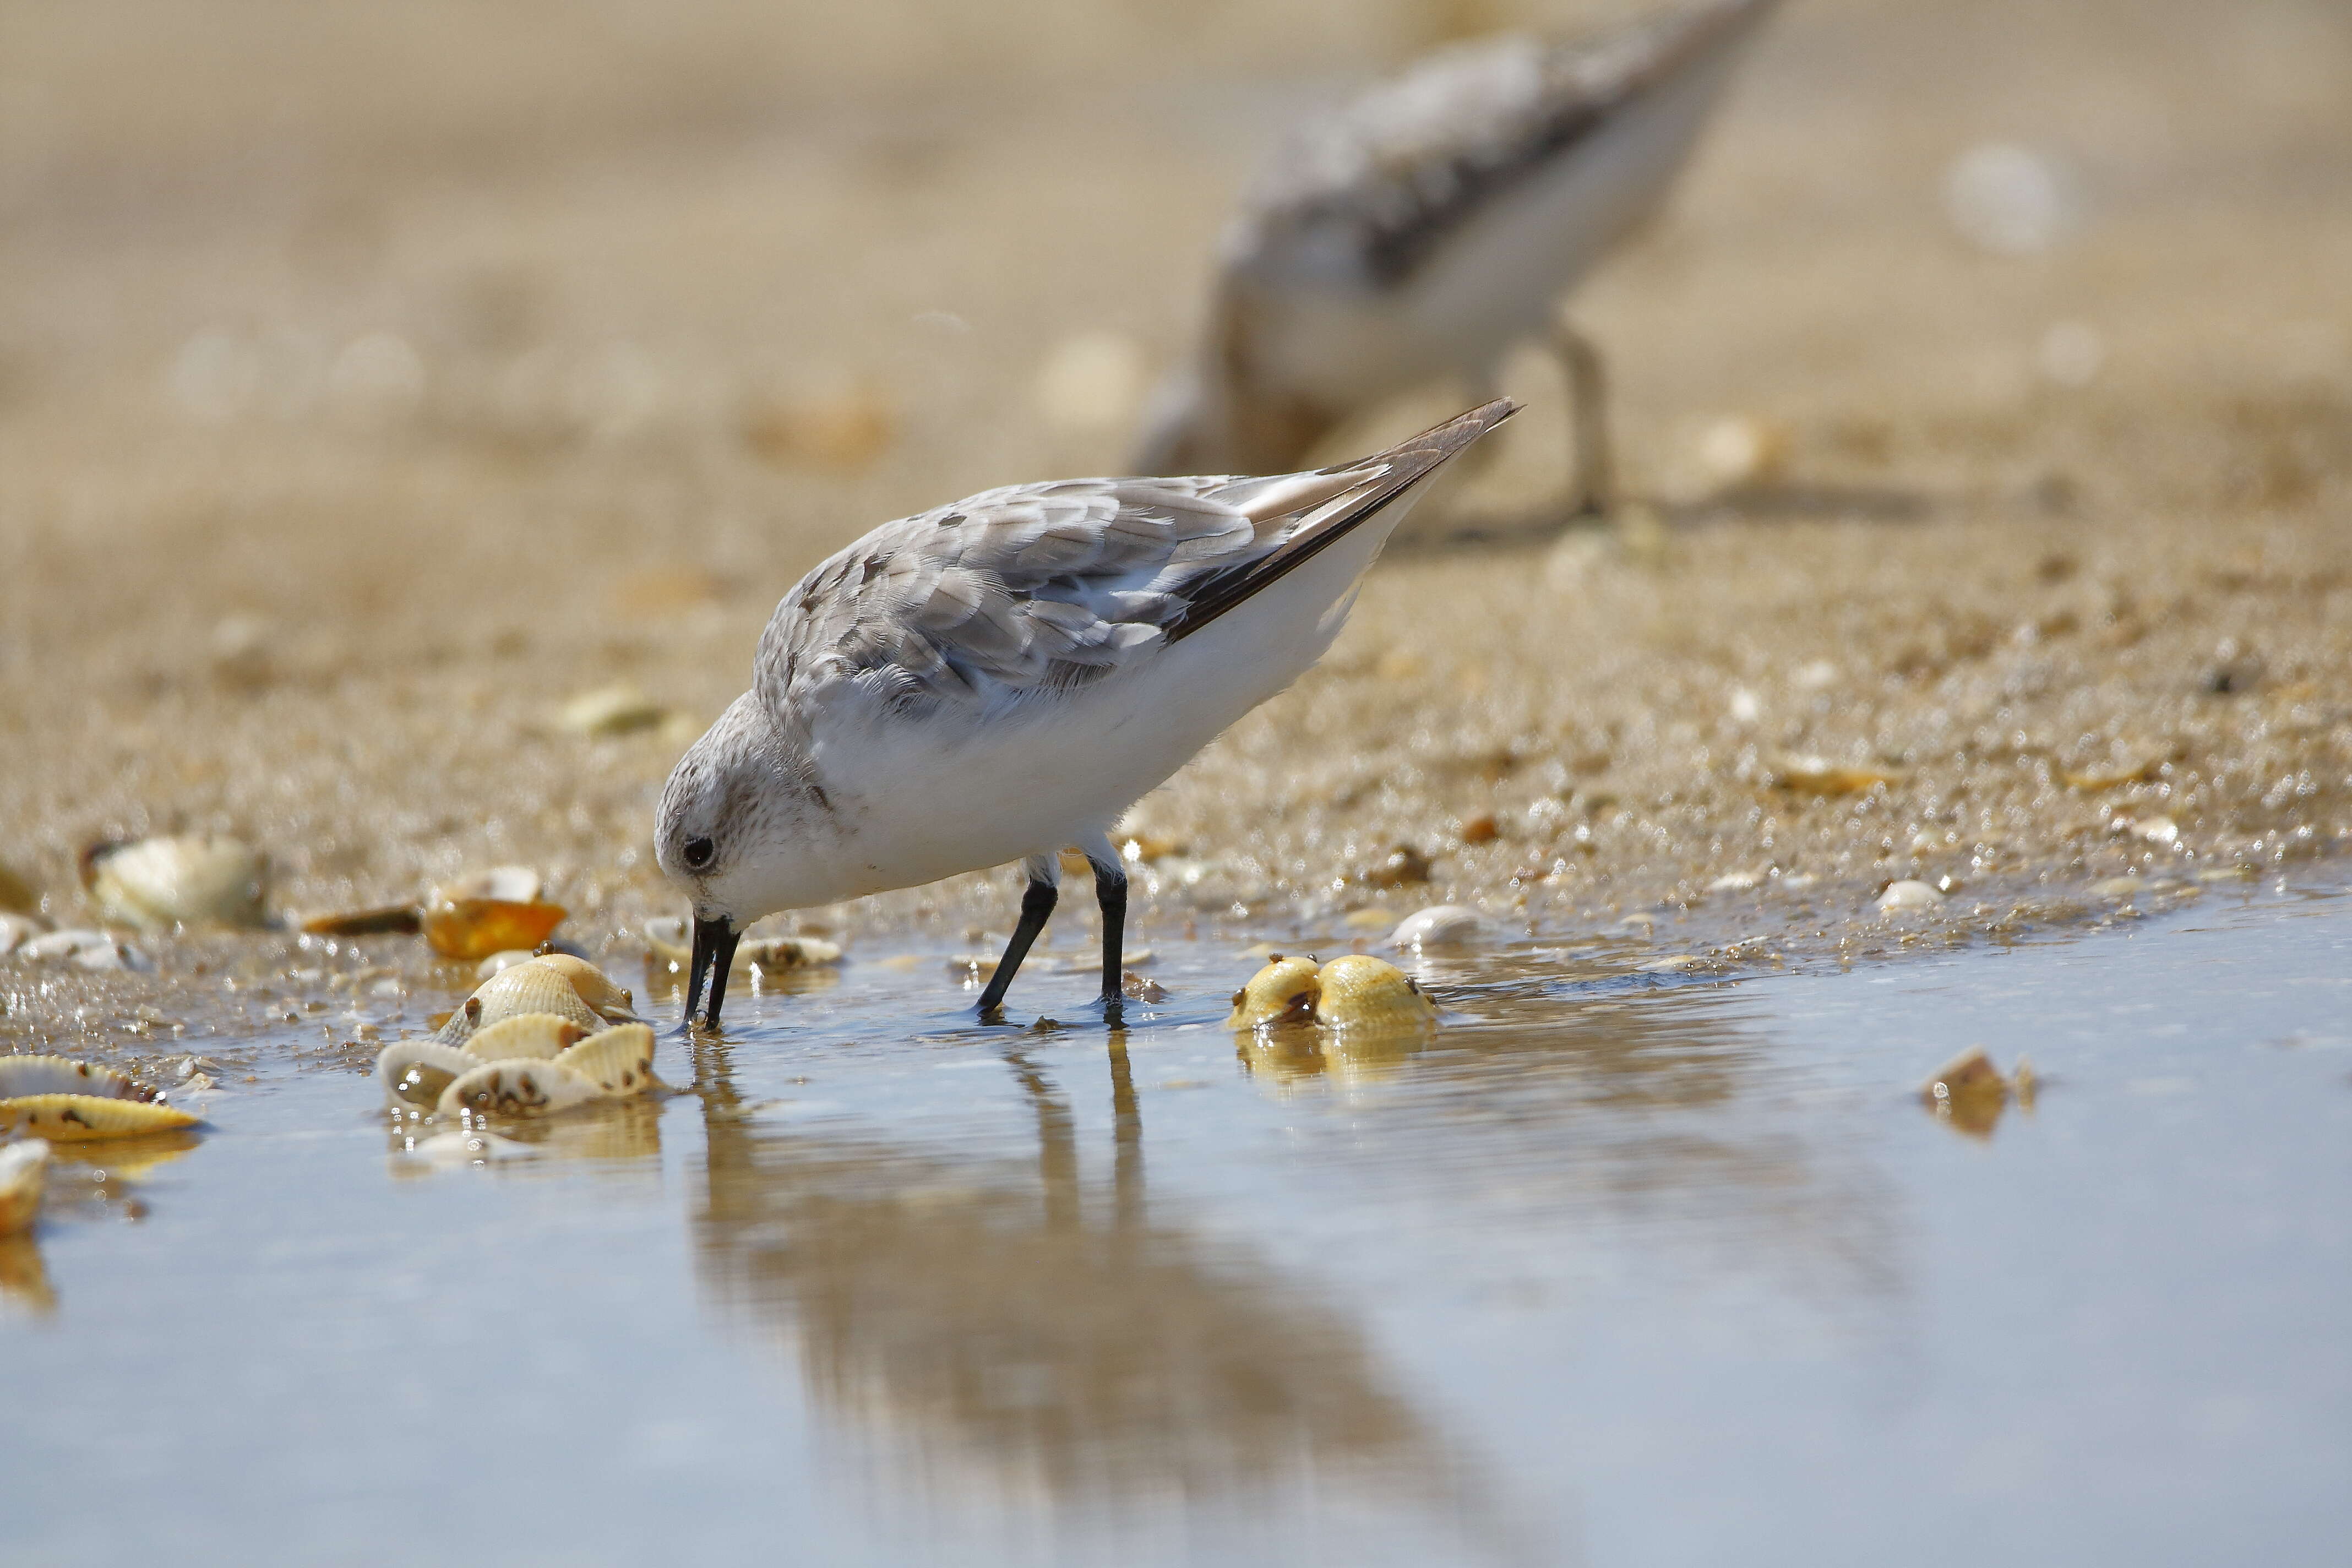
[0,1054,160,1102]
[552,1023,657,1096]
[0,1095,201,1141]
[376,1041,480,1110]
[462,1013,588,1062]
[1226,956,1321,1030]
[526,954,638,1021]
[436,1059,603,1120]
[0,1139,48,1236]
[1311,955,1438,1031]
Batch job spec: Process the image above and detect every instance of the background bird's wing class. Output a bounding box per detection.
[1235,0,1778,286]
[754,402,1512,720]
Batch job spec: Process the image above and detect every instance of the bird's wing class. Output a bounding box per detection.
[755,401,1515,720]
[1233,0,1778,287]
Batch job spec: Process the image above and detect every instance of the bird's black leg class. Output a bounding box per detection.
[1554,319,1613,518]
[977,855,1059,1017]
[1090,851,1129,1012]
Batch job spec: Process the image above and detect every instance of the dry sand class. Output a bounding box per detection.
[2,0,2349,1041]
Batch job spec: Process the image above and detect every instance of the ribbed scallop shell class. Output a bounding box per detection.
[461,1012,588,1062]
[375,1040,481,1110]
[552,1023,657,1096]
[1311,955,1438,1030]
[1226,955,1321,1030]
[435,1059,603,1120]
[527,954,637,1021]
[0,1055,160,1102]
[436,961,603,1046]
[0,1095,202,1141]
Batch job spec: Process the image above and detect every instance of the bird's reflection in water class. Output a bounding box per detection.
[690,1032,1529,1561]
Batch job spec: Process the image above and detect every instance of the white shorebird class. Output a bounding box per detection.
[1134,0,1779,514]
[656,400,1514,1028]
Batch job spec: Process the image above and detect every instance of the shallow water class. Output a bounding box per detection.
[9,884,2350,1567]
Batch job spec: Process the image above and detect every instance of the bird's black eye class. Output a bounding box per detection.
[682,836,715,871]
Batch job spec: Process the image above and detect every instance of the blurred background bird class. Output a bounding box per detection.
[1134,0,1782,517]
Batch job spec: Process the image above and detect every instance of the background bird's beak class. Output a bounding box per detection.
[685,913,742,1031]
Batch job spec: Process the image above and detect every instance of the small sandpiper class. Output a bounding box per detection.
[1134,0,1779,515]
[657,400,1515,1029]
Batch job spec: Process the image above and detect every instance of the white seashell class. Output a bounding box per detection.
[1877,879,1945,912]
[0,912,43,956]
[0,1139,48,1235]
[0,1095,201,1141]
[81,834,266,929]
[525,954,638,1020]
[552,1023,657,1096]
[0,1055,160,1102]
[436,1059,603,1120]
[475,949,538,980]
[461,1012,588,1061]
[375,1040,482,1110]
[1387,905,1482,951]
[1313,955,1438,1031]
[437,961,602,1045]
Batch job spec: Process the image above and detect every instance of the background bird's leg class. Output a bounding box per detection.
[977,852,1060,1016]
[1080,830,1128,1017]
[1553,318,1614,517]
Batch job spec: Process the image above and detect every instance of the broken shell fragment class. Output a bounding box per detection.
[0,1055,160,1102]
[0,1095,201,1141]
[80,834,266,930]
[376,1041,481,1110]
[1388,905,1482,951]
[1227,956,1321,1030]
[1313,955,1439,1031]
[1774,757,1902,796]
[422,897,568,962]
[0,1139,48,1235]
[436,1059,603,1120]
[1363,844,1433,888]
[526,953,637,1020]
[552,1023,657,1095]
[440,866,542,903]
[300,903,423,937]
[1919,1046,2019,1138]
[461,1012,589,1061]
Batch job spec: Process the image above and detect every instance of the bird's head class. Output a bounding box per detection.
[655,692,808,1031]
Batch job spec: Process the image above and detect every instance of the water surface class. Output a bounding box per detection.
[10,884,2349,1566]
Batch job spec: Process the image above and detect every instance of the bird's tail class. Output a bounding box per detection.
[1164,400,1517,644]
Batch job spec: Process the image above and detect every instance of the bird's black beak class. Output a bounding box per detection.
[684,913,741,1032]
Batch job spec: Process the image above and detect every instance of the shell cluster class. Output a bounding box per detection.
[1226,953,1439,1033]
[377,954,662,1121]
[0,1054,200,1142]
